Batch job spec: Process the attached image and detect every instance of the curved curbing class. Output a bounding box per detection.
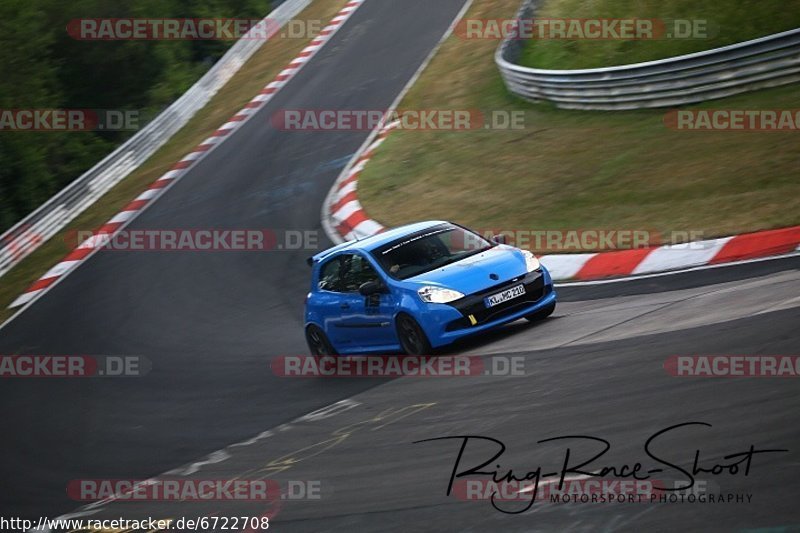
[322,121,800,281]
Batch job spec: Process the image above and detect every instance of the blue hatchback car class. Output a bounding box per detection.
[304,221,556,355]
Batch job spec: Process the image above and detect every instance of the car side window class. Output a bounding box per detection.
[339,254,380,293]
[318,258,342,292]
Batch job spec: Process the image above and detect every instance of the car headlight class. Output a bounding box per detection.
[418,286,465,304]
[522,250,541,272]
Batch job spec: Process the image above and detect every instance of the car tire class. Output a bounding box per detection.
[396,314,433,355]
[305,324,338,356]
[525,301,556,323]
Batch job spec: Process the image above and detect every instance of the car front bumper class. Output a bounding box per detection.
[416,268,557,348]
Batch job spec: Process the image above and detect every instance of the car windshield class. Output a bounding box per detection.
[372,224,494,280]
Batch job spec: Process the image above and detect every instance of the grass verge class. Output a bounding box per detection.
[0,0,350,325]
[519,0,800,69]
[358,0,800,251]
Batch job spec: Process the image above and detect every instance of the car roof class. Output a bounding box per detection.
[311,220,449,265]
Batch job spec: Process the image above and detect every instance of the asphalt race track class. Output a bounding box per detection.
[0,0,469,519]
[7,257,797,532]
[0,0,799,531]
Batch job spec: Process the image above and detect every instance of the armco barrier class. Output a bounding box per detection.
[0,0,312,279]
[496,0,800,110]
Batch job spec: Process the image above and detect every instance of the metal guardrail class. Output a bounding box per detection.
[496,0,800,110]
[0,0,312,278]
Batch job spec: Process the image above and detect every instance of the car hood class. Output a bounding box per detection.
[404,246,528,295]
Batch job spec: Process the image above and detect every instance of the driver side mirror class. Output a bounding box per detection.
[358,280,385,296]
[492,234,507,244]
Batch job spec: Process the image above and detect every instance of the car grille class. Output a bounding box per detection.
[444,271,549,331]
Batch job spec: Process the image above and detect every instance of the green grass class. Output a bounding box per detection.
[0,0,351,325]
[357,0,800,250]
[520,0,800,69]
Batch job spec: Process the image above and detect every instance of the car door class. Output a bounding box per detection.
[314,255,352,346]
[336,253,396,348]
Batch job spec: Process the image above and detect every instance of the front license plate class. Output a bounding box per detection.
[484,284,525,308]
